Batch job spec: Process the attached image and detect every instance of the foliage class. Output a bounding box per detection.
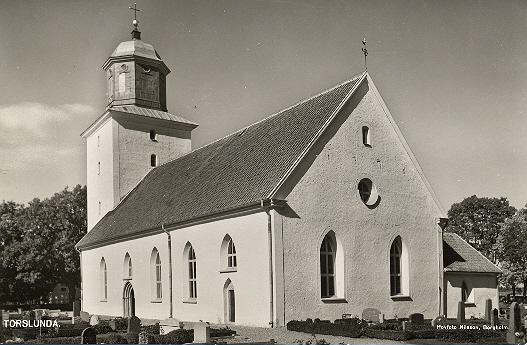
[0,185,86,304]
[446,195,516,262]
[209,326,236,338]
[498,206,527,297]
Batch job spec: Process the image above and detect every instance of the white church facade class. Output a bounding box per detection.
[76,26,500,327]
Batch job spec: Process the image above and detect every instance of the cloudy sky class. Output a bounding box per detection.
[0,0,526,210]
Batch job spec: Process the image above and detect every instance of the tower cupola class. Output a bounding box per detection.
[102,23,170,111]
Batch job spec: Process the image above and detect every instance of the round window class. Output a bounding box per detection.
[358,178,380,207]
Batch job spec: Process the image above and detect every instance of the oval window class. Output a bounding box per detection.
[358,178,380,207]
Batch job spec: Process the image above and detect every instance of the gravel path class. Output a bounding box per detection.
[215,325,408,344]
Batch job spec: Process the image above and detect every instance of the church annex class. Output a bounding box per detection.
[76,25,500,327]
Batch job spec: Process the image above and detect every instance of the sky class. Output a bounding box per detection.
[0,0,526,211]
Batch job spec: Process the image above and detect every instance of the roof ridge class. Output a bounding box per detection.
[184,74,363,158]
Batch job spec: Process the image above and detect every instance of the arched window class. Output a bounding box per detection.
[362,126,371,147]
[124,253,132,280]
[150,248,162,300]
[151,154,157,167]
[186,244,197,299]
[389,236,409,296]
[100,258,107,301]
[220,235,237,271]
[320,234,336,298]
[390,238,402,295]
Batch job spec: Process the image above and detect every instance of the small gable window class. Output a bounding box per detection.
[98,162,101,175]
[358,178,380,208]
[150,130,157,142]
[151,154,158,167]
[362,126,371,147]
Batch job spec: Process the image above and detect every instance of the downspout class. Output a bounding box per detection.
[262,199,274,327]
[438,218,448,316]
[162,224,173,318]
[76,247,83,311]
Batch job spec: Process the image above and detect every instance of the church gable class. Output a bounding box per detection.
[276,74,445,320]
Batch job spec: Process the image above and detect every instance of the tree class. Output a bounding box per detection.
[0,201,25,303]
[446,195,516,262]
[497,206,527,298]
[0,185,87,304]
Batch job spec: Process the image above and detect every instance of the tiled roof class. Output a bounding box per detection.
[111,105,198,127]
[443,232,501,274]
[77,75,362,249]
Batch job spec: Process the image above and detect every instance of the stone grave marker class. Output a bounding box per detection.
[80,311,90,322]
[401,320,408,331]
[432,315,446,327]
[409,313,424,324]
[485,299,492,322]
[506,302,521,344]
[109,319,117,331]
[457,301,465,323]
[89,314,99,326]
[491,308,498,327]
[127,315,141,335]
[81,327,97,344]
[73,300,81,317]
[379,313,385,323]
[193,322,210,343]
[362,308,381,323]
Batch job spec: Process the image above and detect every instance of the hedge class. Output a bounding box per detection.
[151,329,194,344]
[287,318,365,338]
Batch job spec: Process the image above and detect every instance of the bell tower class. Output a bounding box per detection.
[103,19,169,111]
[82,14,198,232]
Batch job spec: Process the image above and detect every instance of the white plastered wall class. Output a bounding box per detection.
[81,211,271,326]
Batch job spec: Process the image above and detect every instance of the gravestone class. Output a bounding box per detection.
[401,321,408,331]
[362,308,381,323]
[379,313,385,323]
[432,315,446,327]
[109,319,117,331]
[127,316,141,335]
[485,299,492,322]
[457,301,465,323]
[193,322,210,343]
[506,302,521,344]
[73,300,81,317]
[81,327,97,344]
[89,314,99,326]
[409,313,424,324]
[80,311,90,322]
[491,308,498,327]
[17,308,22,315]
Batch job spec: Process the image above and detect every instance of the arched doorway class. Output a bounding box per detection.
[123,282,135,317]
[223,279,235,323]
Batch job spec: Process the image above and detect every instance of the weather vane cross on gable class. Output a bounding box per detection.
[362,37,368,71]
[129,3,142,29]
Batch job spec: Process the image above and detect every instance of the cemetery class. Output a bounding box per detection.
[2,298,527,344]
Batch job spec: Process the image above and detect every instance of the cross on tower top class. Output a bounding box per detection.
[361,37,368,71]
[129,3,142,39]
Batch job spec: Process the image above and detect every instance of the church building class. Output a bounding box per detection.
[76,22,500,327]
